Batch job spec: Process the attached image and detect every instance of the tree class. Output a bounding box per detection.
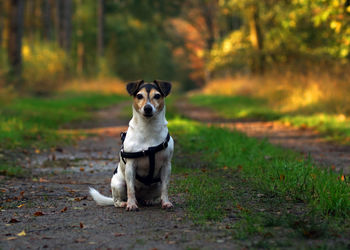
[7,0,24,77]
[42,0,53,41]
[247,3,264,73]
[97,0,104,57]
[56,0,72,52]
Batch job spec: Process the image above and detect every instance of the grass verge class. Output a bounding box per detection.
[0,92,127,149]
[170,119,350,218]
[0,92,127,176]
[190,94,350,143]
[170,118,350,247]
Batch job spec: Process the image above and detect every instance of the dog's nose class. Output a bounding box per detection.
[144,104,153,114]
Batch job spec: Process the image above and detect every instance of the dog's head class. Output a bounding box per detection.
[126,80,172,118]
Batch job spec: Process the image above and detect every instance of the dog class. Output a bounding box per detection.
[89,80,174,211]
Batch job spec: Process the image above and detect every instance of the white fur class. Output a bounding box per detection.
[89,187,114,206]
[89,94,174,211]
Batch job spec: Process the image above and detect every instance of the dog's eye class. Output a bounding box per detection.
[136,94,143,100]
[154,94,161,100]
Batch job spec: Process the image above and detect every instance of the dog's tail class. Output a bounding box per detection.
[89,187,114,206]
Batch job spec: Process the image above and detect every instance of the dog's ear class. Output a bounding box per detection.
[126,80,144,96]
[153,80,172,97]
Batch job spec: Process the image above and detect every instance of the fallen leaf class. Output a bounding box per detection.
[80,222,84,228]
[74,196,87,201]
[114,232,125,237]
[280,174,285,181]
[7,237,17,240]
[34,211,44,216]
[61,207,67,213]
[35,149,41,154]
[17,230,26,236]
[223,166,228,170]
[75,238,86,243]
[39,178,49,183]
[80,167,85,172]
[236,204,244,211]
[237,165,243,171]
[17,204,25,208]
[9,218,20,223]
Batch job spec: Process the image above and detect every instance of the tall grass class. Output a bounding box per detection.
[203,71,350,115]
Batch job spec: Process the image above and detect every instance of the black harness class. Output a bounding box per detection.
[114,132,171,186]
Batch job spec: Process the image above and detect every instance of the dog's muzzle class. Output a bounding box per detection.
[143,104,153,117]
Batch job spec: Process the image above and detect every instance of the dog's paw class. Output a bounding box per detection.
[161,201,174,209]
[114,201,127,208]
[126,202,139,211]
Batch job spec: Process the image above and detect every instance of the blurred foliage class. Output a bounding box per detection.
[213,0,350,75]
[22,41,69,94]
[1,0,350,92]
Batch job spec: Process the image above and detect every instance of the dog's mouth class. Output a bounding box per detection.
[143,113,153,118]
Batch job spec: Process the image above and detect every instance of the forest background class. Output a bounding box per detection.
[1,0,350,114]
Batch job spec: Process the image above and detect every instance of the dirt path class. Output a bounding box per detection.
[0,102,236,249]
[176,100,350,174]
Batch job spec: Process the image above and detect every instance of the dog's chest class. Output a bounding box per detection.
[123,129,171,178]
[133,150,168,177]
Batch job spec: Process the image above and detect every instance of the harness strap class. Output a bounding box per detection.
[118,133,170,186]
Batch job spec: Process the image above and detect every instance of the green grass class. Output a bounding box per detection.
[280,114,350,143]
[169,119,350,220]
[0,92,128,150]
[190,94,350,143]
[189,95,280,120]
[0,163,26,177]
[0,92,128,176]
[169,118,350,247]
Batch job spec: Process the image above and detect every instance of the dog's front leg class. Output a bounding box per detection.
[160,161,173,209]
[125,160,139,211]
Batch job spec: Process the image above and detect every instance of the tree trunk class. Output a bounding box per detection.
[0,7,3,48]
[56,1,64,48]
[56,0,72,52]
[7,0,24,77]
[247,3,264,74]
[63,0,72,52]
[200,0,217,51]
[97,0,105,57]
[42,0,52,40]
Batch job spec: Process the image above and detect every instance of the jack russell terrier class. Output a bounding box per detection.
[89,80,174,211]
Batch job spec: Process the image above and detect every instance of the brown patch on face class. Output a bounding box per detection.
[149,88,164,112]
[133,88,148,111]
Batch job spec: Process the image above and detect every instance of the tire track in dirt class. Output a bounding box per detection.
[176,99,350,175]
[1,101,237,249]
